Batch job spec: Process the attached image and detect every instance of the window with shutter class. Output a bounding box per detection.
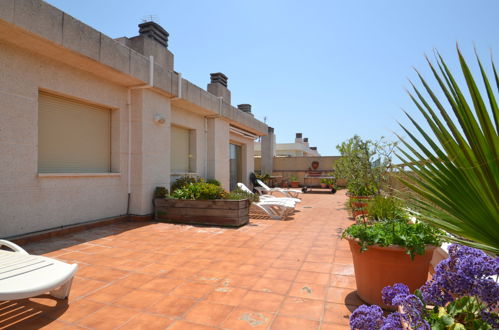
[38,92,111,173]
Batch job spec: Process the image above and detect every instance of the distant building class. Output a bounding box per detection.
[254,133,320,157]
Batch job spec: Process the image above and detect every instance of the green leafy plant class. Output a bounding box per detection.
[367,195,408,221]
[289,174,299,182]
[206,178,221,186]
[154,186,169,199]
[320,178,335,185]
[342,219,444,259]
[256,173,271,184]
[397,48,499,254]
[170,175,200,193]
[335,135,396,196]
[170,182,225,200]
[223,188,259,204]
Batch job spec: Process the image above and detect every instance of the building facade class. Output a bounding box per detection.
[254,132,321,158]
[0,0,267,238]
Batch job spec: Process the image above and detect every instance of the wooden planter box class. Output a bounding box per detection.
[154,198,250,227]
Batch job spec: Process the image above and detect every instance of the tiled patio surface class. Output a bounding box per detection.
[1,190,361,330]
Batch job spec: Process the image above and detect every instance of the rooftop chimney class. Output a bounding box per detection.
[310,147,317,150]
[210,73,228,87]
[207,72,231,104]
[237,104,252,115]
[295,133,302,143]
[138,21,169,48]
[117,21,174,71]
[303,137,309,147]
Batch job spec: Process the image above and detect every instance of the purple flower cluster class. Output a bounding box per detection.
[382,284,429,329]
[420,244,499,309]
[351,284,430,330]
[350,244,499,329]
[349,305,384,330]
[381,282,409,306]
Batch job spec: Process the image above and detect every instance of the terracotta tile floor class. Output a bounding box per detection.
[0,190,360,329]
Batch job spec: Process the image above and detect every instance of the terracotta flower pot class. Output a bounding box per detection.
[320,183,327,188]
[347,238,436,309]
[350,196,372,218]
[290,181,300,188]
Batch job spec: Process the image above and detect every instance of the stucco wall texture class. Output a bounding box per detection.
[0,0,267,238]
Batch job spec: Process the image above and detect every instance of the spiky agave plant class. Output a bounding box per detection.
[397,47,499,254]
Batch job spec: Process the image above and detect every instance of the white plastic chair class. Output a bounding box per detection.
[255,179,302,200]
[0,240,78,301]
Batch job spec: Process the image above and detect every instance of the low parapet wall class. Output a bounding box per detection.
[254,156,344,187]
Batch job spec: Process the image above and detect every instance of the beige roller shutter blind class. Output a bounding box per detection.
[38,92,111,173]
[171,125,190,173]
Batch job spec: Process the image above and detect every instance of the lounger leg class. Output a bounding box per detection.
[50,278,73,299]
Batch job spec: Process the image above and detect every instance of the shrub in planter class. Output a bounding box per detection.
[170,175,200,193]
[170,182,225,200]
[154,186,169,199]
[289,174,300,188]
[367,195,407,221]
[206,178,221,186]
[224,188,259,204]
[156,183,250,227]
[349,244,499,329]
[342,219,444,308]
[335,135,396,197]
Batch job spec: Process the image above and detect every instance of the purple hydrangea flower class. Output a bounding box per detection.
[382,283,410,306]
[349,304,384,330]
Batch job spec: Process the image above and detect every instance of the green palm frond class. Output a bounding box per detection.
[398,47,499,254]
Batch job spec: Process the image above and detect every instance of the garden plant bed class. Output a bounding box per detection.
[154,198,250,227]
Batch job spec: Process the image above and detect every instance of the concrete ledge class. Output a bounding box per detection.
[38,173,122,178]
[129,214,153,222]
[0,0,268,135]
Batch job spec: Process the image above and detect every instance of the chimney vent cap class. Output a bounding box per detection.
[210,72,228,87]
[237,104,252,113]
[138,21,169,48]
[295,133,302,138]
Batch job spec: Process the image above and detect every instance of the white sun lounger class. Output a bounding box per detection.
[237,183,297,206]
[255,179,302,200]
[237,183,295,220]
[0,240,78,301]
[251,201,294,220]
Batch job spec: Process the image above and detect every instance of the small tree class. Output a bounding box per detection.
[335,135,396,196]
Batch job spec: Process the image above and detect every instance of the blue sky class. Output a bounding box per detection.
[46,0,499,156]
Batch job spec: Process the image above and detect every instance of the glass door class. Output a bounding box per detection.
[229,144,242,191]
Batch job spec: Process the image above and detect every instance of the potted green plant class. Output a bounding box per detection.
[320,178,328,188]
[289,174,300,188]
[342,195,444,308]
[335,135,396,218]
[154,178,253,227]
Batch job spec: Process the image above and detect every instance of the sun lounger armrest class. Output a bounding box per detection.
[254,187,266,195]
[0,239,29,254]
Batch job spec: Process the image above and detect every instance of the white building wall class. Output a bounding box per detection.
[0,42,129,237]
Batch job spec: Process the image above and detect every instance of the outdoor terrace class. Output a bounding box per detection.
[0,191,360,330]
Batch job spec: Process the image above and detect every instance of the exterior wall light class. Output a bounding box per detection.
[153,114,166,125]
